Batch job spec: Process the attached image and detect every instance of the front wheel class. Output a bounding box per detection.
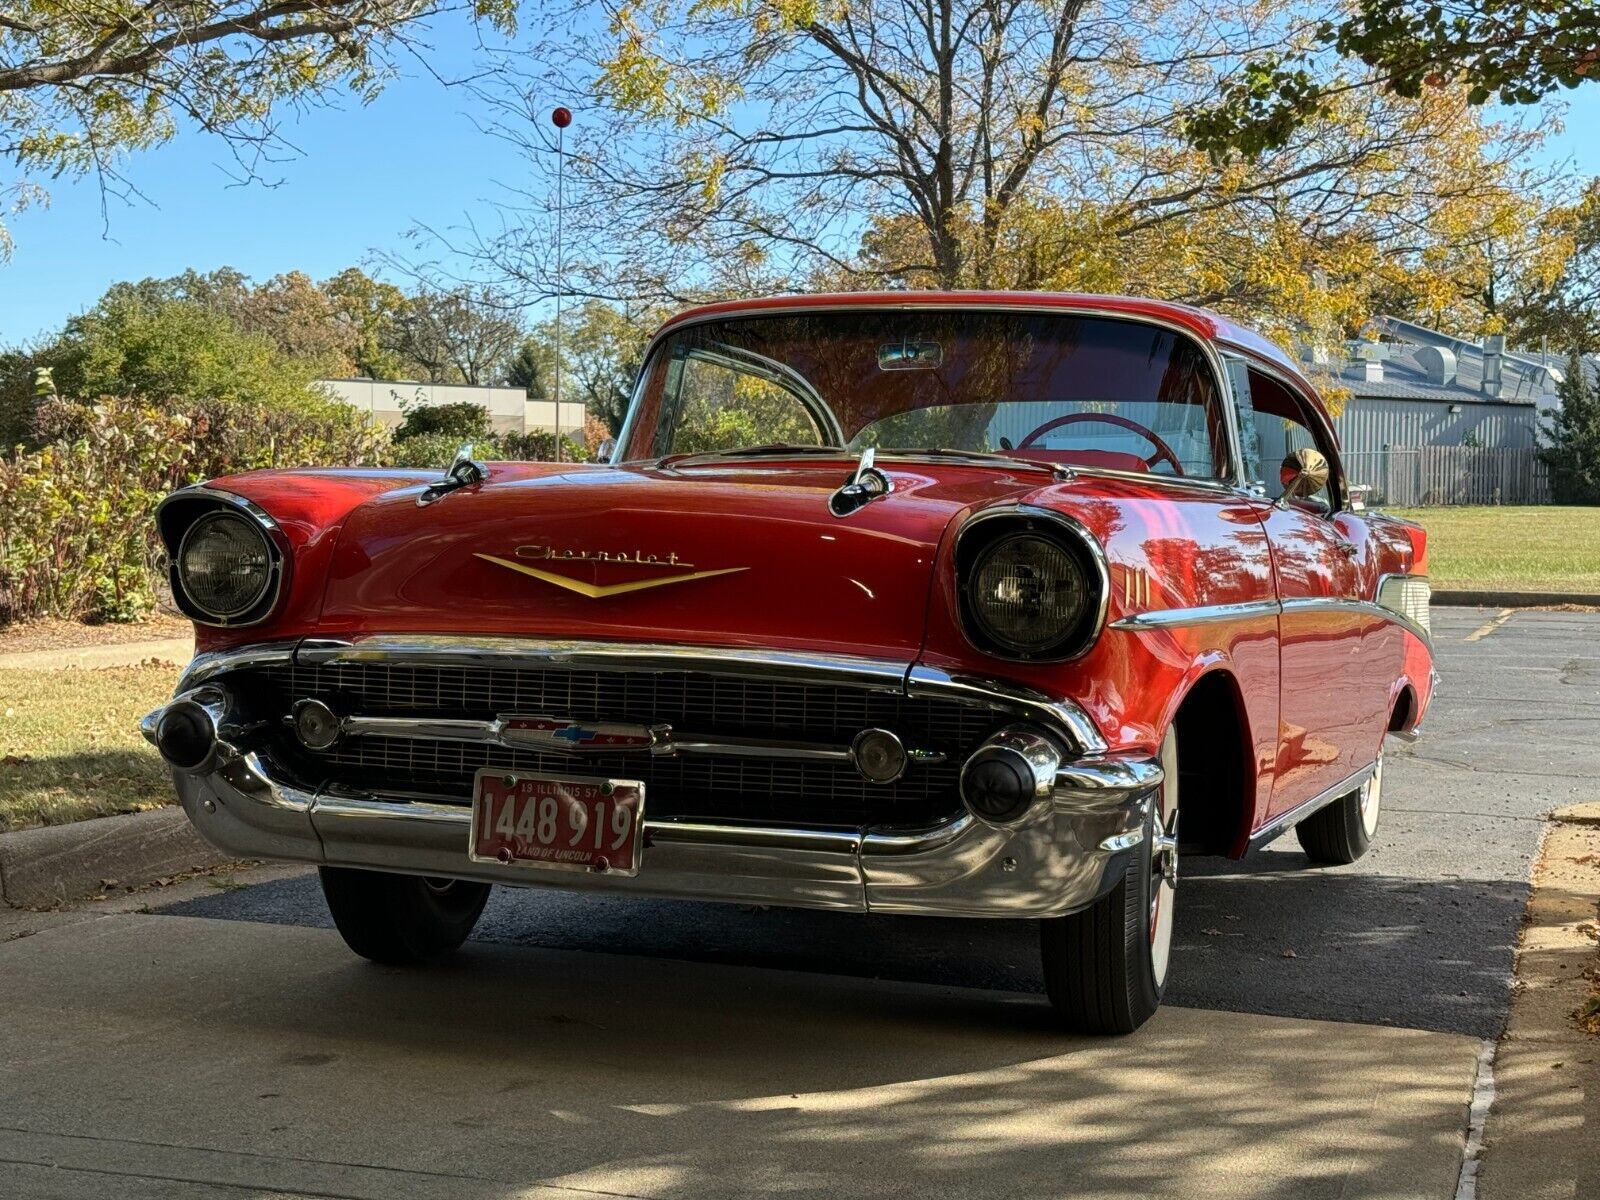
[319,867,491,965]
[1040,729,1179,1035]
[1296,753,1383,865]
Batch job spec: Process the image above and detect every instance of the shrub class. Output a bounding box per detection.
[385,428,590,469]
[395,401,492,442]
[0,390,585,626]
[0,396,387,625]
[0,402,194,623]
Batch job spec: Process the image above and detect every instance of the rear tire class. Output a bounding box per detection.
[318,867,491,965]
[1040,729,1178,1035]
[1295,753,1383,866]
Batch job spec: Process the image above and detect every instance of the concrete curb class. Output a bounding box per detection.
[1433,589,1600,608]
[1476,802,1600,1199]
[0,807,234,909]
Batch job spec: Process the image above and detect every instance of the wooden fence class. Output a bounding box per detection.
[1342,447,1552,507]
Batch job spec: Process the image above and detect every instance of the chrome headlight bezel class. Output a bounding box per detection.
[160,490,286,627]
[955,507,1110,663]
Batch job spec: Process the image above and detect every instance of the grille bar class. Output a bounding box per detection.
[234,661,1003,828]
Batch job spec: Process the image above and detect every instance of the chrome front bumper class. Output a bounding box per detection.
[144,639,1160,918]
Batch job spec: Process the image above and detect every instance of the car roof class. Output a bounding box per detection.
[653,290,1309,387]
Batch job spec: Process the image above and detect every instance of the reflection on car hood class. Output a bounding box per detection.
[313,459,1046,658]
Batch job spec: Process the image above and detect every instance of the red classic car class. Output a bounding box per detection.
[144,292,1434,1033]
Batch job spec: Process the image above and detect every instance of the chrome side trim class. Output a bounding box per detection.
[1278,596,1381,620]
[1249,761,1378,848]
[1111,593,1431,647]
[1110,599,1282,630]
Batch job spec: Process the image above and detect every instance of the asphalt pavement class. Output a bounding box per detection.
[161,607,1598,1038]
[1,606,1595,1199]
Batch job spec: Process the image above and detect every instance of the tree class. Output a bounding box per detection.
[552,301,654,435]
[0,283,341,445]
[1504,180,1600,352]
[323,268,413,380]
[1187,2,1600,159]
[0,0,516,253]
[448,0,1562,346]
[232,272,355,373]
[1541,348,1600,504]
[506,338,549,399]
[386,287,525,385]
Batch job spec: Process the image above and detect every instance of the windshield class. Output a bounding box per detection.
[620,309,1229,478]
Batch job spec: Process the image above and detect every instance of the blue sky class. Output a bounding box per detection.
[1,22,1598,344]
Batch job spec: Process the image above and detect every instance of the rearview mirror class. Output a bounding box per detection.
[1279,448,1329,500]
[595,438,617,465]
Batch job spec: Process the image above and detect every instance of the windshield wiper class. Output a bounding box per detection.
[657,444,850,467]
[887,448,1074,480]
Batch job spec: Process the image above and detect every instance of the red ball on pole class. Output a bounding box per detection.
[551,106,573,129]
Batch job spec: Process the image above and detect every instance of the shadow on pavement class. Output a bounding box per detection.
[159,847,1525,1037]
[0,912,1480,1200]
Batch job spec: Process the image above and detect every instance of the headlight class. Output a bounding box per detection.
[957,513,1108,661]
[176,511,275,620]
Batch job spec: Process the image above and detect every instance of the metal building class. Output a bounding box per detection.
[1313,317,1558,505]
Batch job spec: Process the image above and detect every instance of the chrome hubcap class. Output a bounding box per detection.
[1149,732,1180,990]
[1359,755,1384,838]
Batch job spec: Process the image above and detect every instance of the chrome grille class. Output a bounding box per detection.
[235,662,1002,827]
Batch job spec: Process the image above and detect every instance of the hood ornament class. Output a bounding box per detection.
[418,444,488,507]
[829,447,893,517]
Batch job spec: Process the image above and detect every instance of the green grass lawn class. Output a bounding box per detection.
[1389,506,1600,595]
[0,664,180,832]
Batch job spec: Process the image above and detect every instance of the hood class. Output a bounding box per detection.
[312,460,1044,658]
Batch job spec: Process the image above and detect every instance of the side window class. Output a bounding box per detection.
[1235,364,1338,510]
[1225,358,1264,488]
[663,352,825,455]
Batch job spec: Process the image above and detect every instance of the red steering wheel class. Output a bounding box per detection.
[1017,412,1184,475]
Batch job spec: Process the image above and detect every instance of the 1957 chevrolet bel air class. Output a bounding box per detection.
[144,292,1434,1033]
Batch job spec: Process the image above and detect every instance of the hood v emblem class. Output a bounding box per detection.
[474,554,747,600]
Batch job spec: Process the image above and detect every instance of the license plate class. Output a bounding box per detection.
[469,770,645,876]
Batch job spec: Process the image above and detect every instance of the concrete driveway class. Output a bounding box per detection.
[1,608,1595,1199]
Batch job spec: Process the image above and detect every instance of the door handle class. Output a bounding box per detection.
[1333,539,1359,558]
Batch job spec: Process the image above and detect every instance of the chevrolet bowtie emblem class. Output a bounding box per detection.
[474,553,746,599]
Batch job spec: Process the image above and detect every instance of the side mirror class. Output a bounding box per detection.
[595,438,617,465]
[1279,448,1329,501]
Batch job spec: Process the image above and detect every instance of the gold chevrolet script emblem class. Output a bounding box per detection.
[475,544,746,600]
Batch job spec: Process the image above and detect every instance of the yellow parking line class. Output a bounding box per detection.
[1465,609,1516,642]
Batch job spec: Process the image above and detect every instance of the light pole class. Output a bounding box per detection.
[551,105,571,463]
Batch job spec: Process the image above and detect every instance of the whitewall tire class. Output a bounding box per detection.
[1040,728,1179,1034]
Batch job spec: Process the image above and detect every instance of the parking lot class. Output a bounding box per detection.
[1,607,1595,1198]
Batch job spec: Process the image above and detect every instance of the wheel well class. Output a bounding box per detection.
[1388,685,1417,733]
[1171,671,1252,857]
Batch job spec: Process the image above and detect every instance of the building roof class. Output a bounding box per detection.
[1309,315,1557,408]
